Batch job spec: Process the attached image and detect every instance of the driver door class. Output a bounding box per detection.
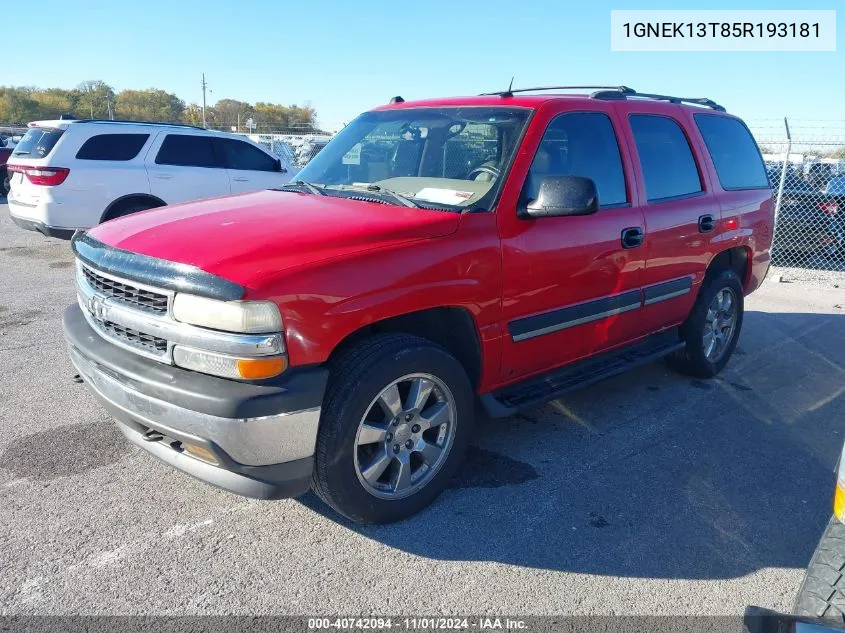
[497,106,647,380]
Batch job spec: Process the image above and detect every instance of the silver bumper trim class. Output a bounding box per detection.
[69,346,319,467]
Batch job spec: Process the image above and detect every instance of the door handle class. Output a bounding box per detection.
[621,227,644,249]
[153,174,173,180]
[232,177,249,182]
[698,214,716,233]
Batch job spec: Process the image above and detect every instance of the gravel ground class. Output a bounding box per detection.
[1,201,845,616]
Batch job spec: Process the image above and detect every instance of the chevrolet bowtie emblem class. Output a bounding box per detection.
[87,295,107,320]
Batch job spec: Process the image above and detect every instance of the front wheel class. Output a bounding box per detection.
[312,334,474,524]
[666,269,744,378]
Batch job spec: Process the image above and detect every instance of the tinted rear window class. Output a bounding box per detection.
[694,115,768,190]
[12,127,64,159]
[629,115,703,202]
[155,134,220,168]
[76,134,150,161]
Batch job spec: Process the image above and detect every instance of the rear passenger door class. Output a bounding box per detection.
[215,138,288,194]
[145,133,231,204]
[620,107,720,336]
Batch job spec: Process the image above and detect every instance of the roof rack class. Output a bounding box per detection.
[481,85,726,112]
[73,119,207,129]
[481,85,636,97]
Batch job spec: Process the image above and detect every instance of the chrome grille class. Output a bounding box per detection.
[101,320,168,353]
[82,265,169,314]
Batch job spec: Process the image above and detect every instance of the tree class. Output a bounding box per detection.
[253,102,316,131]
[182,103,204,127]
[76,80,115,119]
[0,87,41,123]
[31,88,76,118]
[115,89,185,122]
[209,99,254,130]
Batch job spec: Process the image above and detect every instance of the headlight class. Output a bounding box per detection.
[173,346,288,380]
[172,294,282,333]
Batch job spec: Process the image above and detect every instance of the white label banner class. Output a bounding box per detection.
[611,10,836,52]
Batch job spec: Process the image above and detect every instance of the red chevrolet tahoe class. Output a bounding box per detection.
[63,86,774,523]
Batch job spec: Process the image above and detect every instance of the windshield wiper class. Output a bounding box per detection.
[276,180,327,196]
[364,184,419,208]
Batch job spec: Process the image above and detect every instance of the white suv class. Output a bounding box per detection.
[7,120,297,238]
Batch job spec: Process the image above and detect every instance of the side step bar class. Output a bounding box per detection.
[480,330,685,418]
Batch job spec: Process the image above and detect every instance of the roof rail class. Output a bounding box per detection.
[73,119,207,130]
[593,88,726,112]
[481,85,726,111]
[481,85,636,97]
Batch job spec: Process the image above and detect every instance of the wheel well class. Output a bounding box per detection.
[330,307,483,389]
[101,194,166,222]
[706,247,749,289]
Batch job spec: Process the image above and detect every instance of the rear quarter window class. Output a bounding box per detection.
[75,134,150,161]
[12,127,64,159]
[694,115,769,190]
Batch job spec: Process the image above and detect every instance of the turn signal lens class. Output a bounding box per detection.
[182,443,219,465]
[236,357,288,379]
[834,481,845,524]
[173,345,287,380]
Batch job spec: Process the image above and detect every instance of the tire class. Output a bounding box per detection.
[666,269,744,378]
[312,333,474,524]
[794,518,845,623]
[103,199,159,222]
[1,168,9,197]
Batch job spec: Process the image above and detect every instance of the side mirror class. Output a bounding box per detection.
[521,175,599,219]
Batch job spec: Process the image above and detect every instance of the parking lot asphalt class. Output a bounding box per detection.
[1,200,845,616]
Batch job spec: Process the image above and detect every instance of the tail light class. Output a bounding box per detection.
[819,202,838,217]
[7,164,70,186]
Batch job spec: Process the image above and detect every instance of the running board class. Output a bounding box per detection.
[480,331,685,418]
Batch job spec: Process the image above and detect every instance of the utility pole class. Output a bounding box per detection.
[107,95,113,120]
[201,73,209,128]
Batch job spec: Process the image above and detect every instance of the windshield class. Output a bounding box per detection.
[295,107,531,210]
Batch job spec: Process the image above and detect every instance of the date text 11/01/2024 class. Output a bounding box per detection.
[307,618,527,630]
[622,22,820,38]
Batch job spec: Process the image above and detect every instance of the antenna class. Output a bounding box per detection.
[503,76,515,98]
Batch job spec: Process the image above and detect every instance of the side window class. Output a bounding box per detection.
[155,134,219,168]
[629,115,702,201]
[218,139,278,172]
[694,114,768,190]
[524,112,627,207]
[76,134,149,161]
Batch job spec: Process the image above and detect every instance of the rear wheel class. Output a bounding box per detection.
[666,269,744,378]
[312,334,473,524]
[1,168,9,197]
[103,199,161,222]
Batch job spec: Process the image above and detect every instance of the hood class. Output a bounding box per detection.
[87,190,461,289]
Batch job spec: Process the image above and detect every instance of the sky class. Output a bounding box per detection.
[3,0,842,134]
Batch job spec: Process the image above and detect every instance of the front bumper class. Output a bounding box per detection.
[63,304,327,499]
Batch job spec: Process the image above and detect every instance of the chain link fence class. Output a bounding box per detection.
[235,133,334,168]
[748,119,845,274]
